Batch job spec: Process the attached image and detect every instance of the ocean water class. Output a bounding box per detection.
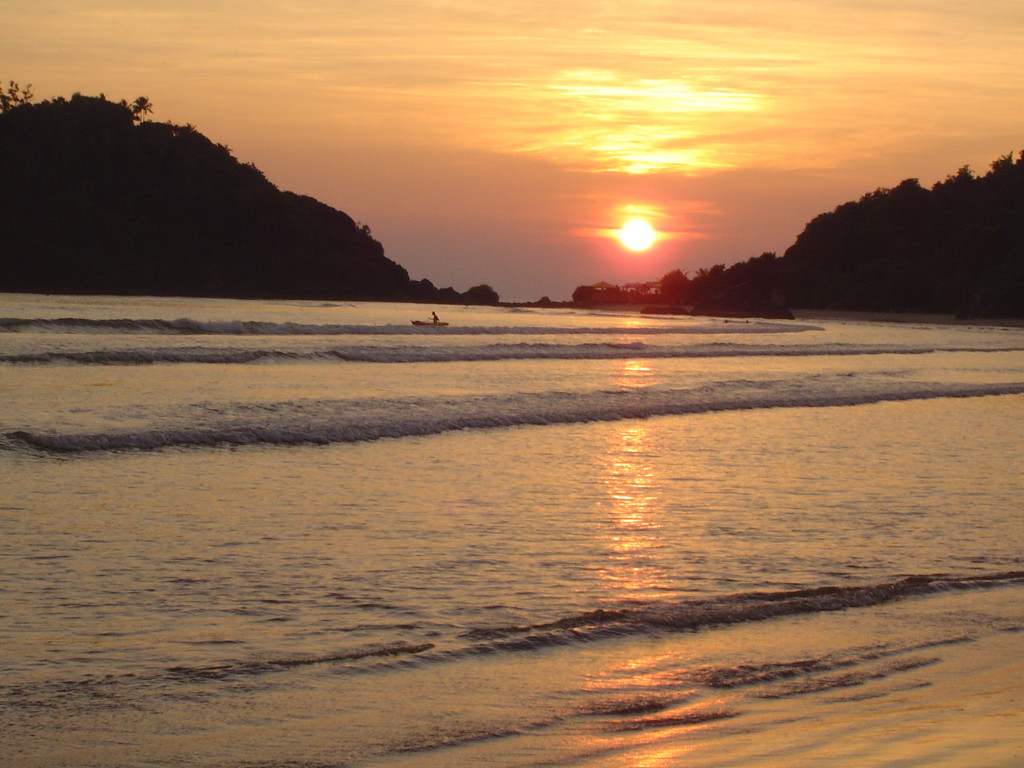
[1,293,1022,767]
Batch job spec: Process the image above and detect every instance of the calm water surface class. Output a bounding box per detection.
[2,294,1022,767]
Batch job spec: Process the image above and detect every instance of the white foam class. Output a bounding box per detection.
[9,377,1024,453]
[0,316,817,337]
[4,341,1024,366]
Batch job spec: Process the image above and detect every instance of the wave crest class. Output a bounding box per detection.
[0,315,815,337]
[5,340,1024,366]
[7,379,1024,453]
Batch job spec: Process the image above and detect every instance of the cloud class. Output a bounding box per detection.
[14,0,1021,177]
[8,0,1023,297]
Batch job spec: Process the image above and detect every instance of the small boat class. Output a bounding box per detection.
[411,320,449,327]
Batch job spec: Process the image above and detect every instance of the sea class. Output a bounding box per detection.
[1,292,1022,768]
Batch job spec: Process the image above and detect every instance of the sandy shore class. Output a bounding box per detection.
[561,302,1024,328]
[791,308,1024,328]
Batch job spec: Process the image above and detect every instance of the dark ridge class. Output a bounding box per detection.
[573,152,1024,319]
[0,91,499,305]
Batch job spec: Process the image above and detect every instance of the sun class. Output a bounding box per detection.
[617,218,657,251]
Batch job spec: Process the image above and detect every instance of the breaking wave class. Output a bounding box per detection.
[4,341,1024,366]
[6,378,1024,453]
[21,571,1018,687]
[4,570,1018,760]
[455,572,1024,651]
[0,315,814,336]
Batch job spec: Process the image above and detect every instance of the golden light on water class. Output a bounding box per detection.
[578,648,734,764]
[616,358,654,385]
[598,407,666,599]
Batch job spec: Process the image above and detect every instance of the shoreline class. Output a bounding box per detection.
[6,291,1024,328]
[790,307,1024,328]
[530,301,1024,328]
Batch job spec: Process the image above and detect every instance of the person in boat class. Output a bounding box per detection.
[431,312,441,324]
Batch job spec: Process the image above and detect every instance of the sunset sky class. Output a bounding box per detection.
[5,1,1023,300]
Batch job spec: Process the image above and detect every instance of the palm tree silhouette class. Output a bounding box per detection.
[130,96,153,122]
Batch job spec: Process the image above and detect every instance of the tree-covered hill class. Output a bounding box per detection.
[574,151,1024,319]
[778,154,1024,317]
[0,89,496,303]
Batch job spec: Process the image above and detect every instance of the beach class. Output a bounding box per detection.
[792,307,1024,328]
[2,293,1022,767]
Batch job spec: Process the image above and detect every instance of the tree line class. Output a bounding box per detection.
[575,152,1024,318]
[573,252,790,318]
[0,88,499,304]
[778,155,1024,317]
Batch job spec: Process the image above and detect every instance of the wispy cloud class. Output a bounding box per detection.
[12,0,1021,178]
[249,1,1024,174]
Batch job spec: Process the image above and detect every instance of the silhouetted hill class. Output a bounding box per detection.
[0,92,497,303]
[779,155,1024,318]
[573,151,1024,319]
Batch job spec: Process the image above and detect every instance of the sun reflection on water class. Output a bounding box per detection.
[615,358,654,389]
[576,649,735,767]
[583,359,741,763]
[598,416,667,600]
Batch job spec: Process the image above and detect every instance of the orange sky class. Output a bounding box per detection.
[5,1,1023,299]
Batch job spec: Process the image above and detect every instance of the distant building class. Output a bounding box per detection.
[623,282,659,296]
[576,280,662,305]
